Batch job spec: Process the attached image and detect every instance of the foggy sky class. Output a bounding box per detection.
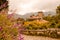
[8,0,60,15]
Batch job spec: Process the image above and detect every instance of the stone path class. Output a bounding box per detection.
[22,35,60,40]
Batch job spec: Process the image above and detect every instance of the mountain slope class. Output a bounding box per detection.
[13,11,56,19]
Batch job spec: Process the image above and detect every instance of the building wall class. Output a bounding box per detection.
[37,12,44,18]
[30,11,44,20]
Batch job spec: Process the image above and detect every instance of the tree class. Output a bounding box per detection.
[0,0,8,11]
[56,5,60,14]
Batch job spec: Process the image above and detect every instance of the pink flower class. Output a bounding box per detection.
[18,34,24,40]
[13,23,22,27]
[0,1,8,9]
[7,14,13,19]
[0,26,2,31]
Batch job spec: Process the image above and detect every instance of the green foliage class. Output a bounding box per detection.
[24,20,49,30]
[24,5,60,30]
[56,5,60,14]
[0,13,19,40]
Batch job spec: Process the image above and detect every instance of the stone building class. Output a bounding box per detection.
[29,11,44,20]
[37,11,44,17]
[29,11,48,23]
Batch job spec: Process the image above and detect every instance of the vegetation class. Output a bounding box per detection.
[0,12,24,40]
[56,5,60,14]
[23,5,60,38]
[0,0,8,11]
[23,5,60,30]
[23,20,49,30]
[0,0,60,39]
[0,13,18,40]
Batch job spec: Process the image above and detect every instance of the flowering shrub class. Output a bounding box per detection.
[0,0,8,11]
[23,20,49,30]
[0,12,24,40]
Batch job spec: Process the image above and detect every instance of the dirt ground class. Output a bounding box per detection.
[23,35,60,40]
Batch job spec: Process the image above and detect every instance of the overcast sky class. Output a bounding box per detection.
[8,0,60,15]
